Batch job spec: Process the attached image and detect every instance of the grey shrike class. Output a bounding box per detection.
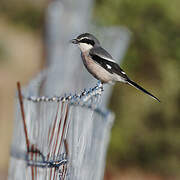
[70,33,160,102]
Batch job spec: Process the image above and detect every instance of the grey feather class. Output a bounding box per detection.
[89,47,128,79]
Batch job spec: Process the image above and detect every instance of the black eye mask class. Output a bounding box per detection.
[79,38,95,46]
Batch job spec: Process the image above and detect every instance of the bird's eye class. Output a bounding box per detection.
[79,38,95,46]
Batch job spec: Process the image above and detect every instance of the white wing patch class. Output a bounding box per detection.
[106,64,112,69]
[102,56,116,63]
[121,71,126,74]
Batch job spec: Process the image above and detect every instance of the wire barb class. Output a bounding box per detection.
[23,81,104,105]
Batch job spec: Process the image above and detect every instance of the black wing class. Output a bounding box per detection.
[89,47,128,79]
[89,47,160,102]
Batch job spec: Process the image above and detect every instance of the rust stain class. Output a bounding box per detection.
[17,82,30,152]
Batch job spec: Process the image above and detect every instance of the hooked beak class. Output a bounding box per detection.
[70,39,79,44]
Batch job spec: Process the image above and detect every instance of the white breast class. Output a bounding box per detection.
[78,43,93,52]
[81,53,114,83]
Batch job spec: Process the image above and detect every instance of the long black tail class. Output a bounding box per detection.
[127,79,160,102]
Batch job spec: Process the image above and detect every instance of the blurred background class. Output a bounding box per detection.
[0,0,180,179]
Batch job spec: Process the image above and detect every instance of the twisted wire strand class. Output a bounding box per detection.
[23,81,110,118]
[11,148,67,169]
[24,81,103,104]
[11,81,112,173]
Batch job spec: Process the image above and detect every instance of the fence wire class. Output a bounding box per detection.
[9,82,114,180]
[8,0,130,178]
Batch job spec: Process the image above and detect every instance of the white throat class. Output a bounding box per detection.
[78,43,93,52]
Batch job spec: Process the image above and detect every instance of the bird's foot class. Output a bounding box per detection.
[97,80,104,91]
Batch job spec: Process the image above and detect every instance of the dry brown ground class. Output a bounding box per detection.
[0,18,42,177]
[0,18,177,180]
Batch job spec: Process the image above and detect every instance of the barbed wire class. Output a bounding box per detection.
[11,81,111,170]
[22,81,111,118]
[11,147,67,169]
[10,80,113,180]
[24,81,103,104]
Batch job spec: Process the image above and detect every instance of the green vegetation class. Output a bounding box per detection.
[0,0,44,63]
[0,0,180,176]
[0,0,44,31]
[95,0,180,175]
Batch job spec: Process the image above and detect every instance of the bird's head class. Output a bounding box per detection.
[70,33,100,52]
